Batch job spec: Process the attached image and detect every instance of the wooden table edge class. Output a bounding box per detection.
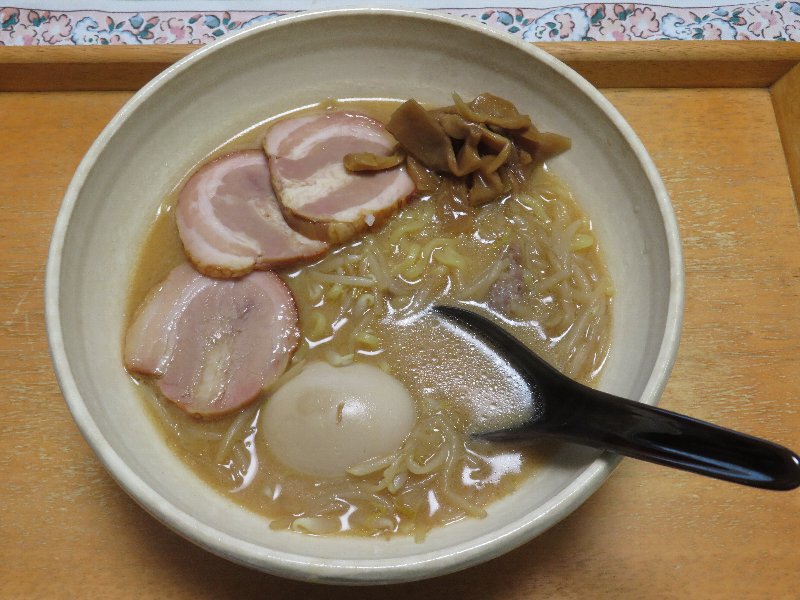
[771,63,800,211]
[2,41,800,91]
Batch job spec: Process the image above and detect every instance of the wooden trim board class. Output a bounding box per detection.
[771,62,800,211]
[2,42,800,92]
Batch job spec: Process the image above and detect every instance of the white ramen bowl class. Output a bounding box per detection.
[46,8,683,585]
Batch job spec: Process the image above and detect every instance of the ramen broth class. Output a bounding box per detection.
[127,99,613,539]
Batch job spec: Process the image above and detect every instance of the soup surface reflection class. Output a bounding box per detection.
[127,99,613,540]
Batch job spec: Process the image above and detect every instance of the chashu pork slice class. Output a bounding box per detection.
[177,150,328,278]
[264,111,416,244]
[124,264,299,418]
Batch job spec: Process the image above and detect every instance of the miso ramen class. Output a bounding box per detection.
[126,98,613,541]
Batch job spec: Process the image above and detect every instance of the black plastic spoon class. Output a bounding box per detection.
[433,305,800,491]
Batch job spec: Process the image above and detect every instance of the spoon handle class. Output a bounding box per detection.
[530,386,800,491]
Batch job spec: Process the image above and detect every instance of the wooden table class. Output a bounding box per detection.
[2,42,799,598]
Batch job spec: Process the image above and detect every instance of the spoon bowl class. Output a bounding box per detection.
[434,305,800,491]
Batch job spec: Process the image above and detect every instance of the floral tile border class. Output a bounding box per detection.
[1,4,799,45]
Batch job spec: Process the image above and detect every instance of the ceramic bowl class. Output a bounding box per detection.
[46,8,683,585]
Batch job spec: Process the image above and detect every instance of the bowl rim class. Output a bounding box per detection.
[45,7,685,584]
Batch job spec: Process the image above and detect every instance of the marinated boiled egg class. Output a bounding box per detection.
[261,361,416,478]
